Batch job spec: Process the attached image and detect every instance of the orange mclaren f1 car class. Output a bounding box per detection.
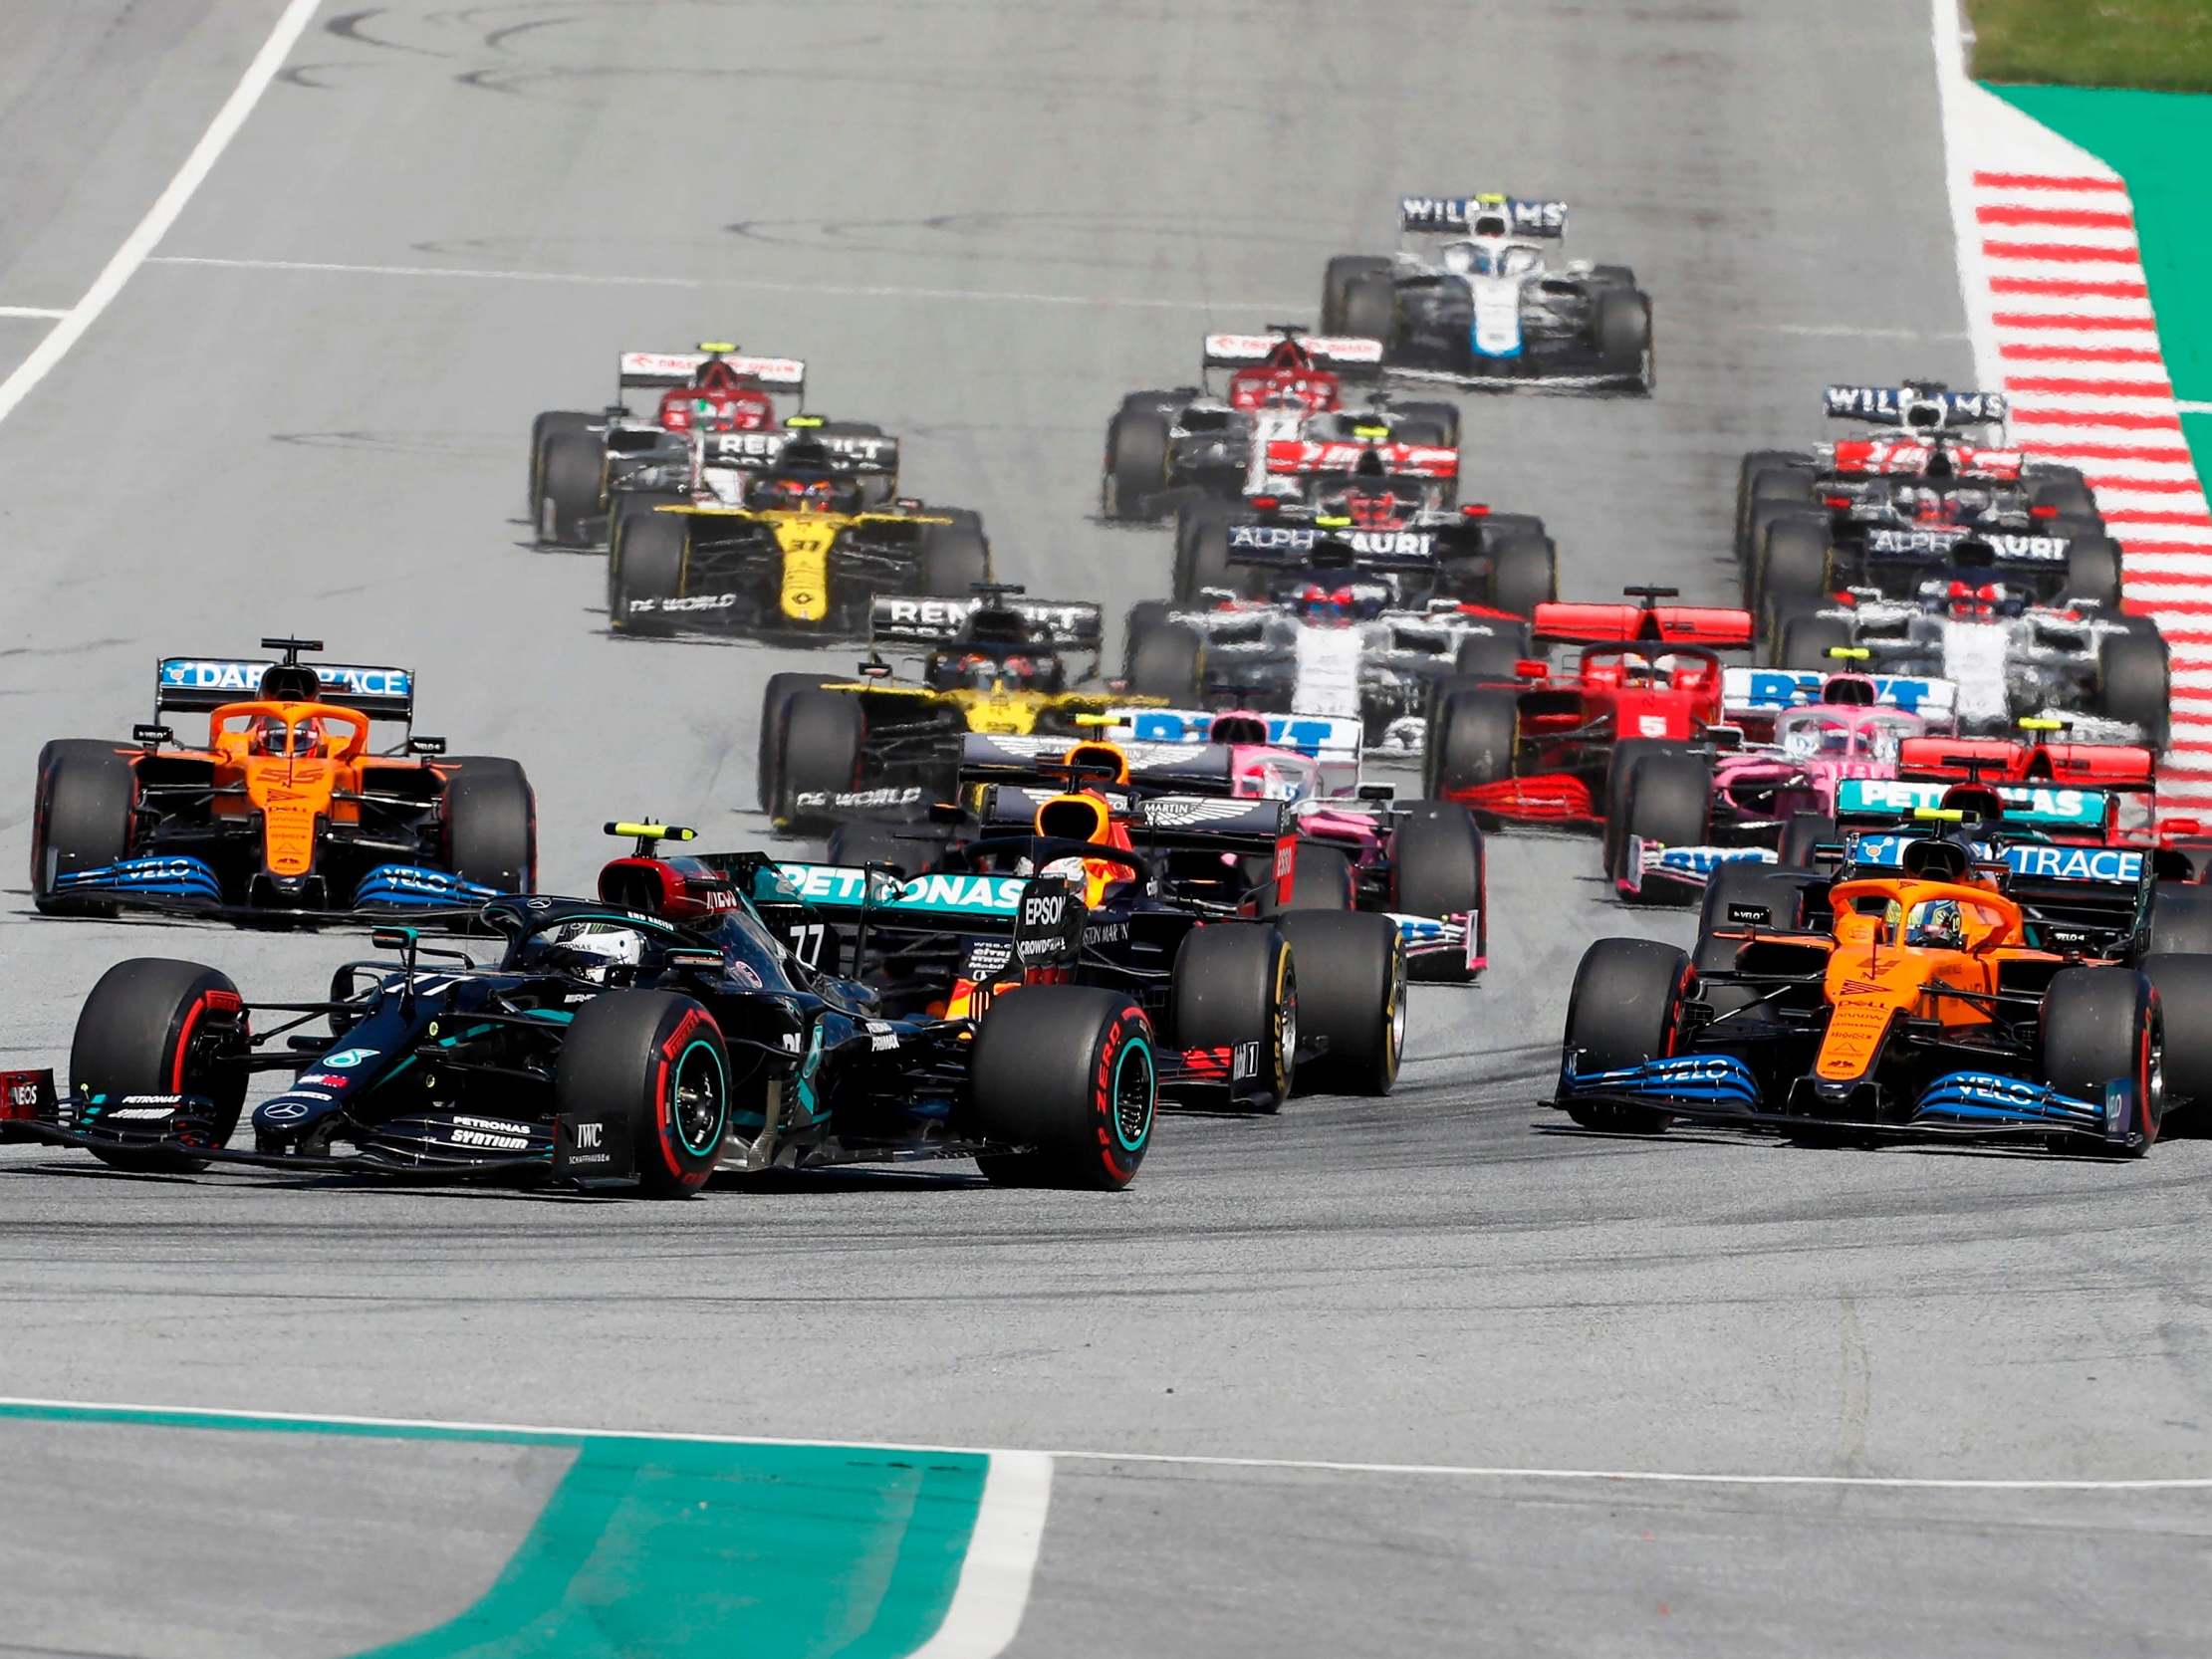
[30,638,535,923]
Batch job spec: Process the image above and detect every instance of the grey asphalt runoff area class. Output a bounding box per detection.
[1,3,2207,1655]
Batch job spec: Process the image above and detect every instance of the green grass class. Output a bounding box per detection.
[1968,0,2212,92]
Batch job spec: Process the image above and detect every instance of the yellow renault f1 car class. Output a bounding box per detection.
[607,418,992,637]
[756,588,1198,830]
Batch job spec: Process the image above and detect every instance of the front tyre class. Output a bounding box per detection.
[1561,938,1686,1133]
[555,991,730,1196]
[71,959,250,1171]
[969,988,1156,1189]
[2041,967,2161,1155]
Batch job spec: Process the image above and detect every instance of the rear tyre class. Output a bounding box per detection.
[608,506,688,636]
[1777,611,1854,673]
[1561,938,1685,1132]
[1341,272,1397,347]
[1694,863,1809,1015]
[1741,464,1816,566]
[1392,399,1461,451]
[1262,842,1354,913]
[440,757,537,894]
[31,739,136,917]
[1277,911,1404,1096]
[537,426,605,548]
[1389,802,1485,983]
[1488,532,1558,617]
[1323,255,1392,336]
[1427,687,1519,796]
[1591,287,1650,384]
[970,988,1156,1189]
[2065,536,2124,609]
[1174,511,1236,601]
[1104,404,1173,521]
[2096,629,2171,745]
[2031,474,2097,519]
[1452,629,1525,681]
[771,691,865,831]
[71,959,249,1171]
[555,991,729,1196]
[1609,753,1712,906]
[1171,923,1295,1112]
[1758,516,1834,617]
[530,410,596,516]
[1128,622,1203,701]
[2041,966,2161,1155]
[2142,954,2212,1127]
[1777,812,1838,869]
[921,516,991,593]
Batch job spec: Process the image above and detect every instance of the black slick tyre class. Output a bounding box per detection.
[439,757,536,894]
[2065,536,2123,609]
[1277,911,1405,1096]
[1777,612,1855,673]
[71,959,249,1171]
[536,425,605,547]
[2141,954,2212,1126]
[969,988,1156,1189]
[1128,622,1203,700]
[1174,511,1236,601]
[1263,842,1354,912]
[31,739,136,917]
[1609,752,1712,906]
[1323,255,1391,335]
[608,506,688,635]
[771,690,864,831]
[1777,812,1839,869]
[1389,801,1485,983]
[554,991,729,1196]
[1105,404,1172,521]
[1591,287,1650,384]
[1341,272,1396,347]
[1487,532,1557,617]
[757,671,830,813]
[2097,629,2170,744]
[1758,516,1834,616]
[1561,938,1686,1133]
[921,516,991,593]
[1171,922,1295,1112]
[2041,966,2162,1155]
[1427,686,1519,796]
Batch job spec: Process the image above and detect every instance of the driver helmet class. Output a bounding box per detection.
[546,920,644,984]
[1905,897,1965,951]
[750,474,842,511]
[1040,855,1090,886]
[1441,239,1502,279]
[250,715,324,757]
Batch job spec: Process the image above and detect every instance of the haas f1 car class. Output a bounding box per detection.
[0,825,1159,1192]
[1324,195,1652,392]
[30,638,535,924]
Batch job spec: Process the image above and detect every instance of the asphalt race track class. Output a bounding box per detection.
[3,3,2209,1655]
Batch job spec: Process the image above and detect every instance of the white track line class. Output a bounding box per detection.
[0,0,325,427]
[0,306,69,320]
[146,253,1304,314]
[909,1451,1052,1659]
[2,1396,2208,1493]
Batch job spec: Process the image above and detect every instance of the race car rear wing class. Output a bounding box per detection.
[1833,777,2115,833]
[869,594,1103,649]
[1897,736,2157,792]
[1203,334,1383,369]
[1829,440,2025,482]
[155,656,415,721]
[1859,527,2061,564]
[1721,667,1958,726]
[1843,830,2145,890]
[1262,437,1457,479]
[1225,521,1441,572]
[1398,195,1568,237]
[617,351,807,394]
[1099,708,1363,762]
[1823,385,2008,427]
[956,732,1221,787]
[700,429,899,475]
[1533,601,1755,648]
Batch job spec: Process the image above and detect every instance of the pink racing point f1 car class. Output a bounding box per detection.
[1610,665,1960,905]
